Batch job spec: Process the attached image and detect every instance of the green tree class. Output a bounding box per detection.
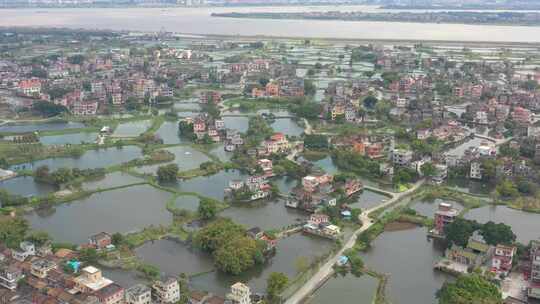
[157,164,179,182]
[246,116,274,146]
[25,231,50,246]
[50,168,73,186]
[294,256,310,275]
[68,54,85,65]
[213,236,260,275]
[198,198,218,220]
[480,221,515,246]
[444,218,479,247]
[0,217,29,248]
[259,77,270,87]
[111,233,125,246]
[304,134,328,149]
[421,162,436,177]
[34,165,50,181]
[304,79,316,96]
[267,272,289,302]
[363,95,378,109]
[79,248,100,264]
[289,102,321,120]
[32,101,68,117]
[496,179,518,198]
[437,274,502,304]
[374,100,391,118]
[193,218,245,252]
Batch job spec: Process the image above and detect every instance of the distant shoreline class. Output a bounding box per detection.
[211,11,540,27]
[3,25,540,47]
[382,4,540,11]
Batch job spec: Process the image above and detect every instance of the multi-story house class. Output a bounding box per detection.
[193,117,207,133]
[416,129,432,140]
[74,266,113,293]
[470,161,483,180]
[72,100,98,116]
[511,106,532,125]
[94,283,125,304]
[0,264,23,290]
[89,232,112,250]
[529,240,540,299]
[111,93,123,105]
[491,245,516,278]
[215,119,225,130]
[226,282,251,304]
[432,164,448,184]
[302,176,320,193]
[152,277,180,303]
[392,149,413,167]
[12,241,35,262]
[30,259,57,279]
[18,79,41,97]
[264,133,290,154]
[257,159,273,177]
[126,284,152,304]
[432,202,458,236]
[199,91,221,104]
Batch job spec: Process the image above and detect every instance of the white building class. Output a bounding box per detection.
[227,282,251,304]
[392,149,413,166]
[126,284,152,304]
[11,241,35,262]
[74,266,113,293]
[152,277,180,303]
[470,162,482,180]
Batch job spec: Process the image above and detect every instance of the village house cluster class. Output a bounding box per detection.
[429,202,540,300]
[0,232,264,304]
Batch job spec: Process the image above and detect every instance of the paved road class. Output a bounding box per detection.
[284,180,425,304]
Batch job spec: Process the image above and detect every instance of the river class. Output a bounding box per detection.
[1,6,540,43]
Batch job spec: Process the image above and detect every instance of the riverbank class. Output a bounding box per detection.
[212,11,540,27]
[5,22,540,46]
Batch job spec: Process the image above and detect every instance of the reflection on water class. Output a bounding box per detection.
[135,239,214,276]
[0,121,85,133]
[0,175,57,198]
[40,132,98,145]
[190,233,334,295]
[360,227,452,304]
[113,120,152,137]
[11,146,142,171]
[220,199,308,231]
[25,184,172,244]
[306,274,378,304]
[464,205,540,243]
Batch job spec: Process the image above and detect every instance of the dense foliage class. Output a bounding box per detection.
[437,274,502,304]
[289,102,322,120]
[34,165,105,186]
[193,218,266,275]
[198,198,219,220]
[266,272,289,302]
[246,116,274,146]
[157,164,179,182]
[444,218,515,247]
[333,150,380,178]
[303,134,329,149]
[0,217,29,248]
[32,101,68,117]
